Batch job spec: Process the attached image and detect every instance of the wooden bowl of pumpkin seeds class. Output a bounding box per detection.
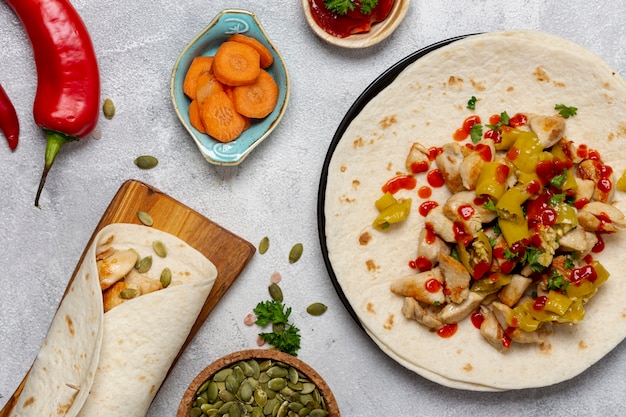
[177,349,339,417]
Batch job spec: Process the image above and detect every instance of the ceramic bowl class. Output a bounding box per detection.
[301,0,410,48]
[171,9,290,165]
[177,349,340,417]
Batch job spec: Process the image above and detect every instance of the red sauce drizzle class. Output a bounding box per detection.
[506,146,520,161]
[410,160,430,174]
[495,164,510,184]
[574,198,589,210]
[453,115,481,141]
[570,264,598,285]
[415,256,433,272]
[418,186,432,199]
[426,169,445,188]
[526,190,557,229]
[470,310,485,329]
[472,261,490,280]
[532,296,547,311]
[453,222,473,247]
[382,175,417,194]
[592,234,605,253]
[428,147,442,161]
[437,323,458,338]
[424,228,437,244]
[425,278,442,293]
[309,0,395,38]
[457,204,475,220]
[419,201,439,217]
[508,113,528,127]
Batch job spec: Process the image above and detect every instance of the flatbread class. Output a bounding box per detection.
[323,30,626,390]
[10,223,217,416]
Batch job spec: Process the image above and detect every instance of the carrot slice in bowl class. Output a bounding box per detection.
[200,91,247,143]
[188,100,206,133]
[196,72,225,105]
[232,69,279,119]
[213,41,261,86]
[183,56,213,100]
[228,33,274,68]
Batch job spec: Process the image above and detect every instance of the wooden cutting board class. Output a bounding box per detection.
[0,179,256,416]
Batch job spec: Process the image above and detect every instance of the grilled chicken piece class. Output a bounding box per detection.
[438,252,471,304]
[498,274,532,307]
[124,269,163,294]
[416,228,450,268]
[438,291,484,324]
[577,201,626,233]
[424,206,456,243]
[405,142,430,173]
[401,297,443,330]
[528,114,566,148]
[435,142,465,193]
[479,307,508,352]
[102,281,136,312]
[97,249,139,291]
[558,226,598,255]
[391,268,446,306]
[442,190,497,237]
[577,159,616,203]
[459,139,495,190]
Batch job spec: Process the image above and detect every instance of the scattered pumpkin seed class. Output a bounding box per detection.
[136,256,152,273]
[119,288,137,299]
[288,243,303,264]
[160,268,172,288]
[306,303,328,316]
[152,240,167,257]
[102,98,116,120]
[269,283,283,302]
[259,236,270,254]
[137,211,153,226]
[134,155,158,169]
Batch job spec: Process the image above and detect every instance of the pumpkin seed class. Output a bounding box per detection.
[189,407,202,417]
[287,367,299,385]
[160,268,172,288]
[268,378,287,392]
[259,236,270,254]
[134,155,158,169]
[137,211,153,226]
[306,303,328,316]
[288,243,303,263]
[136,256,152,273]
[269,283,283,302]
[266,366,288,379]
[119,288,137,299]
[102,98,116,119]
[152,240,167,257]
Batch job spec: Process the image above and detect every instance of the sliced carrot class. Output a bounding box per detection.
[188,100,206,133]
[196,72,224,105]
[200,91,247,142]
[232,69,279,119]
[183,56,213,100]
[228,33,274,69]
[212,41,260,86]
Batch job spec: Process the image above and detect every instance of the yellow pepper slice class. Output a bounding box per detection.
[375,191,397,212]
[372,198,412,231]
[470,272,511,295]
[475,161,509,201]
[496,184,532,224]
[498,218,530,246]
[495,126,521,151]
[544,290,573,316]
[508,131,543,173]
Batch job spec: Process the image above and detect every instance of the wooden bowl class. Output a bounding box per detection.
[177,349,340,416]
[301,0,410,48]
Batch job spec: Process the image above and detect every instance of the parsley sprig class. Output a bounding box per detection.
[555,104,577,119]
[323,0,380,15]
[254,300,301,356]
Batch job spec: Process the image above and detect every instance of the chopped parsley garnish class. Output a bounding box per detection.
[550,169,568,188]
[555,104,578,119]
[521,247,545,273]
[548,270,569,291]
[254,300,301,356]
[485,111,510,130]
[470,123,483,143]
[467,96,477,110]
[483,199,497,212]
[503,247,518,260]
[323,0,379,15]
[550,192,566,206]
[564,256,576,270]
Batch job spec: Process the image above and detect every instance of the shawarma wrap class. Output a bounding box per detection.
[9,223,217,416]
[323,31,626,390]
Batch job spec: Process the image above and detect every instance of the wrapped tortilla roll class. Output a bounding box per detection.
[9,223,217,417]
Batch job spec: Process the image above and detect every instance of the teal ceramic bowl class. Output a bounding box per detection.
[171,9,290,165]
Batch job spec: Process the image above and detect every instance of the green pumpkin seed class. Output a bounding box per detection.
[135,256,152,273]
[102,98,116,119]
[251,407,263,417]
[309,409,328,417]
[269,283,283,302]
[259,236,270,254]
[238,380,253,402]
[207,381,219,403]
[137,211,153,226]
[289,243,303,263]
[160,268,172,288]
[189,407,202,417]
[297,407,311,417]
[266,366,288,379]
[152,240,167,257]
[268,378,287,392]
[119,288,137,299]
[134,155,158,169]
[306,303,328,316]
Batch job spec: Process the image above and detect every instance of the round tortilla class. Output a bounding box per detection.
[322,30,626,390]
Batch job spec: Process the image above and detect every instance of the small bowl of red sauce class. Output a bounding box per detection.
[302,0,410,48]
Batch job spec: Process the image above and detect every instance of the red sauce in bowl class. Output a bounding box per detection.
[309,0,396,38]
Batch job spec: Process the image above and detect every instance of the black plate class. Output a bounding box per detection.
[317,35,471,329]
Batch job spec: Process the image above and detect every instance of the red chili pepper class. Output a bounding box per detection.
[0,83,19,150]
[6,0,100,206]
